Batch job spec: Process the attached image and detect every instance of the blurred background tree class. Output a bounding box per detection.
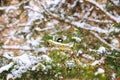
[0,0,120,80]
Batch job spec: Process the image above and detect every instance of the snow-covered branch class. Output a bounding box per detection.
[0,62,14,73]
[87,18,112,24]
[0,53,52,79]
[1,45,48,52]
[90,31,120,51]
[86,0,120,23]
[0,0,29,11]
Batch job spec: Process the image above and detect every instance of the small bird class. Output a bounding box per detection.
[47,40,74,50]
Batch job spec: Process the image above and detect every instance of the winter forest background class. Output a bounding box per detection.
[0,0,120,80]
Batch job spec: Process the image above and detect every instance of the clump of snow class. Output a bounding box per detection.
[65,60,75,68]
[111,38,119,48]
[72,37,81,42]
[0,62,14,73]
[97,46,106,54]
[82,54,95,60]
[91,57,105,66]
[12,54,51,78]
[10,54,35,78]
[23,26,31,33]
[95,68,105,75]
[39,54,52,63]
[62,35,67,40]
[0,53,52,79]
[13,54,32,66]
[76,50,82,56]
[27,37,41,48]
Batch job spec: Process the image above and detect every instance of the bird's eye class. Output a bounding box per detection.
[57,38,63,42]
